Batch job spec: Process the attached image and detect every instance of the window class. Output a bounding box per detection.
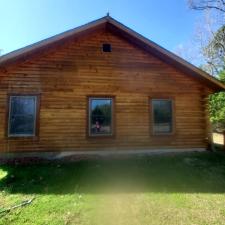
[8,95,38,137]
[151,99,173,134]
[88,97,114,136]
[102,44,111,52]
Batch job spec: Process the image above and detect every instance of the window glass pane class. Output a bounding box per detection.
[9,96,37,136]
[152,99,173,134]
[89,98,112,135]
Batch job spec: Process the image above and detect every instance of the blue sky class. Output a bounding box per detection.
[0,0,202,62]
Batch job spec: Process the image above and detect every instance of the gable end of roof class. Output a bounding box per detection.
[0,15,224,91]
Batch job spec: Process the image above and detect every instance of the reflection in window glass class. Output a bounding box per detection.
[8,96,37,136]
[152,99,173,134]
[89,98,113,136]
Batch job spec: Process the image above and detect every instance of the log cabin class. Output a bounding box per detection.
[0,15,225,157]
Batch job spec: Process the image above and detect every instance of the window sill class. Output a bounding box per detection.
[87,134,115,139]
[150,132,175,136]
[6,135,39,140]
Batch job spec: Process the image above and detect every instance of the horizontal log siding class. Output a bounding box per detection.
[0,28,211,152]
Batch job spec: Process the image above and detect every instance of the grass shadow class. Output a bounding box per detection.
[1,151,225,194]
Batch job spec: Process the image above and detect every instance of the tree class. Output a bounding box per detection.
[186,0,225,130]
[202,25,225,74]
[175,1,224,74]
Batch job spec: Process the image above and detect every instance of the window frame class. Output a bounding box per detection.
[87,96,115,138]
[150,97,175,136]
[6,94,40,138]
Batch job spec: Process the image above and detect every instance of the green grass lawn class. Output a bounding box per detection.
[1,151,225,225]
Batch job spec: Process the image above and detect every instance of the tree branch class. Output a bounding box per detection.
[192,5,225,12]
[189,0,225,13]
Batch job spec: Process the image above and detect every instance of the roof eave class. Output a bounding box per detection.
[0,16,108,67]
[106,17,225,92]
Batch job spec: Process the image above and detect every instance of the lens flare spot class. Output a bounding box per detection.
[0,169,8,180]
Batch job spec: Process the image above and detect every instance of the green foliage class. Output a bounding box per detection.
[201,21,225,130]
[218,68,225,82]
[209,68,225,130]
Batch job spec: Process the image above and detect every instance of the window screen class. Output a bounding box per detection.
[152,99,173,134]
[89,98,113,136]
[8,96,37,137]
